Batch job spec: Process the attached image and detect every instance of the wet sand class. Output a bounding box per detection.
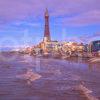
[0,53,100,100]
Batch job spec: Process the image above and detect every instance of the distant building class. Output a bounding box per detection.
[40,41,59,53]
[89,40,100,52]
[84,44,89,52]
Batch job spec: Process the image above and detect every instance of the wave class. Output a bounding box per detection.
[16,69,42,84]
[75,84,99,100]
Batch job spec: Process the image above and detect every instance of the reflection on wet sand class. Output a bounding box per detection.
[89,57,100,63]
[0,54,100,100]
[76,84,99,100]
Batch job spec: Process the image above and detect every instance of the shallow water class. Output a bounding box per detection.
[0,53,100,100]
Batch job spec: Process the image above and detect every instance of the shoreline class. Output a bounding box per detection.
[0,51,99,64]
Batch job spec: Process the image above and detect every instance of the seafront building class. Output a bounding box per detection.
[89,40,100,52]
[88,40,100,56]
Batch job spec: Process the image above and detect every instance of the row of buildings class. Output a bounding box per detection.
[22,40,100,58]
[20,9,100,58]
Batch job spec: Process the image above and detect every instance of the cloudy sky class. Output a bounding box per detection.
[0,0,100,47]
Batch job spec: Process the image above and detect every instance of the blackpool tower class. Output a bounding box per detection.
[43,8,51,42]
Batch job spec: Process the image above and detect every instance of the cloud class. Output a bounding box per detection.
[66,37,83,43]
[0,0,100,25]
[65,32,100,43]
[79,32,100,43]
[62,10,100,26]
[13,21,42,28]
[50,0,100,16]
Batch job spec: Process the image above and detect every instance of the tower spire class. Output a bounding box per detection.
[45,8,49,16]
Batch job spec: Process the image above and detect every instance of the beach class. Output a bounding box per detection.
[0,53,100,100]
